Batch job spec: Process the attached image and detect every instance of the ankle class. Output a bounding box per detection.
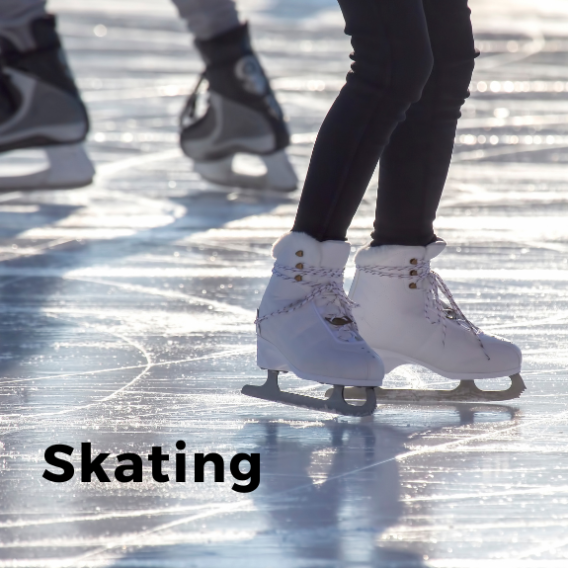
[370,230,439,248]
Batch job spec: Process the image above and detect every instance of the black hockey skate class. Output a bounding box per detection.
[180,23,297,192]
[0,14,94,189]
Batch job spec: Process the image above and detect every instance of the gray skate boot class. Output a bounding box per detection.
[180,23,297,192]
[0,14,94,189]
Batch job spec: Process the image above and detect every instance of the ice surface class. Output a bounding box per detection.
[0,0,568,566]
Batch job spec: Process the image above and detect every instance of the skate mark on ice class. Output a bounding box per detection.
[96,149,182,179]
[299,409,568,489]
[0,502,235,530]
[453,142,568,163]
[513,533,568,560]
[0,345,255,389]
[65,501,258,567]
[0,317,153,421]
[401,483,568,505]
[475,32,545,70]
[459,111,568,131]
[69,277,254,319]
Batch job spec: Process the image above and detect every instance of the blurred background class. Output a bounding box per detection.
[0,1,568,567]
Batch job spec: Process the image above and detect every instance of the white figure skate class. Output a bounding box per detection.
[180,24,297,192]
[0,15,94,190]
[335,240,526,404]
[242,232,384,416]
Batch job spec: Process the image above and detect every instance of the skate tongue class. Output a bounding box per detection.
[180,73,206,127]
[425,239,446,261]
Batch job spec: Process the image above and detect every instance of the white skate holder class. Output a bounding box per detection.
[0,143,95,190]
[326,373,526,404]
[242,370,377,417]
[194,149,297,192]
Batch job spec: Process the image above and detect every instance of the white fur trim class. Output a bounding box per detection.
[354,239,446,267]
[272,232,350,269]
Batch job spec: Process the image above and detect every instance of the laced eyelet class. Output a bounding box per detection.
[357,261,489,359]
[296,263,304,269]
[256,264,357,344]
[325,316,353,326]
[410,270,418,276]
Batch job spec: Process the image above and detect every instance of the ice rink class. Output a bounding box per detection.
[1,0,568,566]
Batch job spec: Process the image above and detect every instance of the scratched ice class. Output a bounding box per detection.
[0,0,567,566]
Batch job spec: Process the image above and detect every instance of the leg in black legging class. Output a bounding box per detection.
[292,0,476,246]
[293,0,433,242]
[372,0,476,246]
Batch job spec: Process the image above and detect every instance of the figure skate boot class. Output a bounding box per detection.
[242,232,383,416]
[343,240,525,403]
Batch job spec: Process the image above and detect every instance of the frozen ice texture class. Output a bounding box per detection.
[0,0,567,566]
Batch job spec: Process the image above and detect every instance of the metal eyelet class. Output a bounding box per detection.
[410,270,418,276]
[295,250,304,257]
[325,316,353,326]
[409,282,417,289]
[295,275,302,282]
[296,263,304,269]
[410,258,418,265]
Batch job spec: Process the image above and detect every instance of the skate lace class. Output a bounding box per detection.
[180,72,206,128]
[255,263,360,340]
[360,261,490,360]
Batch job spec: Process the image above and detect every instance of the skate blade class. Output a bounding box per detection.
[0,143,95,190]
[194,149,297,192]
[242,370,377,417]
[325,374,526,404]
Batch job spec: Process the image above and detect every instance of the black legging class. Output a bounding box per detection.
[292,0,477,246]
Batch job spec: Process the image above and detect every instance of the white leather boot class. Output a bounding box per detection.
[256,232,384,387]
[349,240,522,381]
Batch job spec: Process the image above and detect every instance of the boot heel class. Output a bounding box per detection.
[376,350,406,374]
[257,336,290,371]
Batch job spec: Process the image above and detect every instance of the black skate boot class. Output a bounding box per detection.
[0,14,94,189]
[180,23,297,192]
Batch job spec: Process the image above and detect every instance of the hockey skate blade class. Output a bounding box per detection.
[194,149,297,192]
[0,144,95,190]
[242,370,376,417]
[325,374,526,404]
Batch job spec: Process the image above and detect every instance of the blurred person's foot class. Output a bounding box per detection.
[0,14,94,190]
[180,23,297,192]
